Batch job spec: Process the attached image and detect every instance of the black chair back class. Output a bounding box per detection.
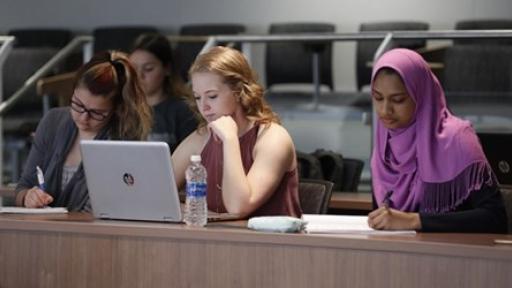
[455,19,512,46]
[265,22,335,90]
[2,48,58,134]
[443,45,512,95]
[500,187,512,233]
[175,24,245,81]
[357,21,429,91]
[93,26,159,53]
[339,158,364,192]
[299,179,334,214]
[8,28,72,48]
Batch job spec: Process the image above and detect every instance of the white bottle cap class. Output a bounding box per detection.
[190,155,201,162]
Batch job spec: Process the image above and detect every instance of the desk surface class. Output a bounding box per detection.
[329,186,512,212]
[1,213,511,288]
[329,192,372,211]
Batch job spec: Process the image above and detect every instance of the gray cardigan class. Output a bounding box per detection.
[15,107,111,211]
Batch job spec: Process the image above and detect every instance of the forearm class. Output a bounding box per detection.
[421,184,508,233]
[420,208,507,233]
[221,137,252,215]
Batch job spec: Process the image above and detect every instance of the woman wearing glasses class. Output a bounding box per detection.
[15,51,152,211]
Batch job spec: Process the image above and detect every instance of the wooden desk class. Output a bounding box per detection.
[329,192,372,211]
[1,213,511,288]
[330,186,512,213]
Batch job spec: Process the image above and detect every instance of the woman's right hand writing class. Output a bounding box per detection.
[367,206,421,230]
[23,187,53,208]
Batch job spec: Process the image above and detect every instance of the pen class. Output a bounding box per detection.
[382,190,393,209]
[36,166,46,191]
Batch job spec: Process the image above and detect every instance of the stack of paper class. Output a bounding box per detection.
[302,214,416,235]
[0,207,68,214]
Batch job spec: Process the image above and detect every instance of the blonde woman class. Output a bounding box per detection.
[172,46,302,218]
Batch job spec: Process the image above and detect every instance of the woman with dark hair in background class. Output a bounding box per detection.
[15,51,152,211]
[130,33,197,152]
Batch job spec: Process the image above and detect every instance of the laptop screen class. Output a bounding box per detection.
[81,140,182,222]
[81,140,240,222]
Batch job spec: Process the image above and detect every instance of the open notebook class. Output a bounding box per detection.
[0,207,68,214]
[303,214,416,235]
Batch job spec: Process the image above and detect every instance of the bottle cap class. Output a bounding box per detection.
[190,155,201,162]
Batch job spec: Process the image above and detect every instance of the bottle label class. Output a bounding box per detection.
[186,182,207,197]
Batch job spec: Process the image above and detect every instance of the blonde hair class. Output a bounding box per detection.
[188,46,279,129]
[74,50,152,140]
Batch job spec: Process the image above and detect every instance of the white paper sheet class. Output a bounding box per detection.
[303,214,416,235]
[0,207,68,214]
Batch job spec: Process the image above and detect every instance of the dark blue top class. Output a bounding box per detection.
[149,97,196,152]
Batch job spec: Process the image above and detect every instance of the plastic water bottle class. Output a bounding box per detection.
[184,155,208,226]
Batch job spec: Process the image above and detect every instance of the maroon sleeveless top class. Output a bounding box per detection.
[201,125,302,218]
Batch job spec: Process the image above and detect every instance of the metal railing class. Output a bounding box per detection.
[0,35,92,185]
[1,30,512,184]
[199,29,512,109]
[0,35,93,116]
[0,36,16,185]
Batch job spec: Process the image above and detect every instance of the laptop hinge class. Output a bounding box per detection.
[163,216,176,222]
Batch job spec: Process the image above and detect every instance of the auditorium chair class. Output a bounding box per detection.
[92,25,159,53]
[265,22,335,92]
[174,23,245,81]
[356,21,429,91]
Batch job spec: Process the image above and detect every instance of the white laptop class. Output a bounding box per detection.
[81,140,182,222]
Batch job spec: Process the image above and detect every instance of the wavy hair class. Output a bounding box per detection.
[74,50,152,140]
[188,46,279,129]
[131,33,191,99]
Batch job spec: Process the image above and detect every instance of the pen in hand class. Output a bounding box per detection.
[34,165,54,207]
[36,166,46,191]
[382,190,394,209]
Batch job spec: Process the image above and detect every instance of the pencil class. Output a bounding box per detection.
[382,190,393,209]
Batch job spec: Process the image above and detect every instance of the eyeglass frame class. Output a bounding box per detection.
[70,97,112,121]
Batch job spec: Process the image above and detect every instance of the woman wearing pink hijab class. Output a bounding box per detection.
[367,48,507,233]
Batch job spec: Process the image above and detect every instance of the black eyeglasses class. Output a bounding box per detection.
[70,99,111,121]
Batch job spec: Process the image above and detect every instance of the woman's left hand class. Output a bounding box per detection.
[367,207,421,230]
[208,115,238,142]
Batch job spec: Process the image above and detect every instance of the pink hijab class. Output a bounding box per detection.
[371,48,494,213]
